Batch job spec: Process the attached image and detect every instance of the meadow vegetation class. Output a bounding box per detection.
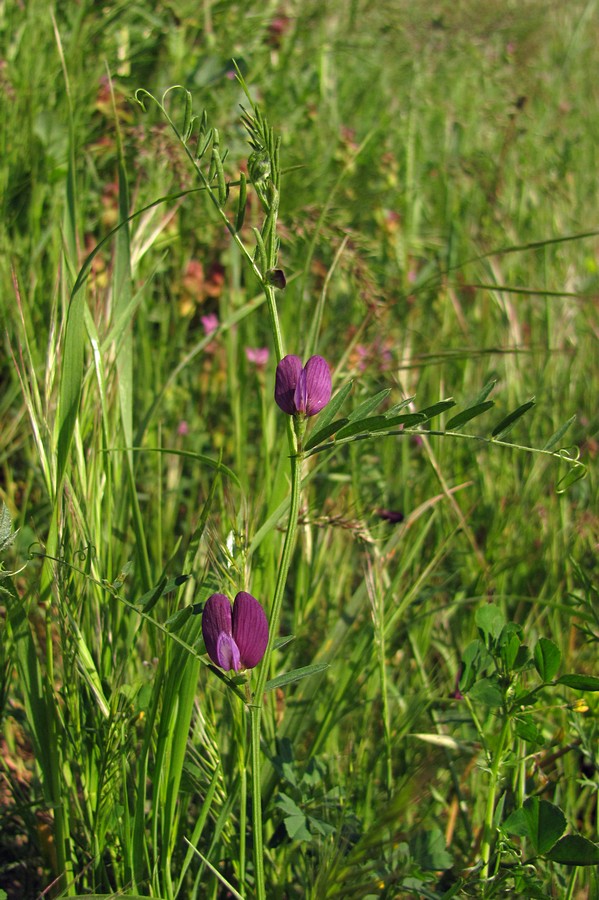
[0,1,597,897]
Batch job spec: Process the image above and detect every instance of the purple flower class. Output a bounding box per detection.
[274,355,332,417]
[202,591,269,672]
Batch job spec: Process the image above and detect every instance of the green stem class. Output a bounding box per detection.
[249,446,301,898]
[249,705,265,900]
[480,713,511,884]
[255,447,301,701]
[263,283,285,363]
[236,697,247,891]
[564,867,578,900]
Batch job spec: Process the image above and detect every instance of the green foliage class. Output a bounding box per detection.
[460,602,599,890]
[1,1,597,898]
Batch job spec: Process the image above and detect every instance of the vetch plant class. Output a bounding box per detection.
[122,83,588,900]
[202,591,268,673]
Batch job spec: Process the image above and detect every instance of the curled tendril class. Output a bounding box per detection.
[557,445,581,463]
[75,543,96,563]
[556,446,587,494]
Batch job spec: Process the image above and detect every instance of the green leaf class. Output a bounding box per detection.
[469,677,503,707]
[165,606,194,632]
[385,396,415,415]
[409,827,453,870]
[543,415,576,451]
[418,398,456,421]
[534,638,561,683]
[503,798,566,854]
[557,673,599,691]
[273,635,295,651]
[311,381,353,432]
[304,418,349,452]
[474,379,497,404]
[307,815,336,837]
[546,834,599,865]
[335,415,389,440]
[265,663,329,692]
[137,576,169,612]
[459,639,492,692]
[491,399,535,438]
[284,814,311,841]
[276,792,304,817]
[523,798,567,854]
[56,286,86,490]
[384,412,427,428]
[446,400,495,430]
[347,389,391,421]
[499,630,521,671]
[513,643,531,672]
[502,806,529,838]
[475,603,505,644]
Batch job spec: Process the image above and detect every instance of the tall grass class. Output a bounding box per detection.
[1,1,597,898]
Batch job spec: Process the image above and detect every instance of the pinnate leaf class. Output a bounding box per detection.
[491,399,535,438]
[446,400,495,430]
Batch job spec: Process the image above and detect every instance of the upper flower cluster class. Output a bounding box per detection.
[274,355,332,417]
[202,591,268,673]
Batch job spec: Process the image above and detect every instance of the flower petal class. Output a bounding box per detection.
[293,367,308,414]
[202,593,233,666]
[303,356,332,416]
[275,355,303,414]
[231,591,269,669]
[216,632,241,672]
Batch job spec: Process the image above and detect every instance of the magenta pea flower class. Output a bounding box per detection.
[274,355,332,417]
[202,591,269,672]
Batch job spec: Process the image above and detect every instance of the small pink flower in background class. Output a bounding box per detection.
[245,347,270,369]
[201,313,219,336]
[354,344,369,373]
[379,343,393,371]
[350,337,394,374]
[177,420,189,436]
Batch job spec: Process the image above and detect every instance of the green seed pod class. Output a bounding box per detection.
[236,172,247,232]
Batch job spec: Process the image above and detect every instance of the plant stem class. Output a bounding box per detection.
[249,445,301,898]
[249,704,265,900]
[480,713,511,884]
